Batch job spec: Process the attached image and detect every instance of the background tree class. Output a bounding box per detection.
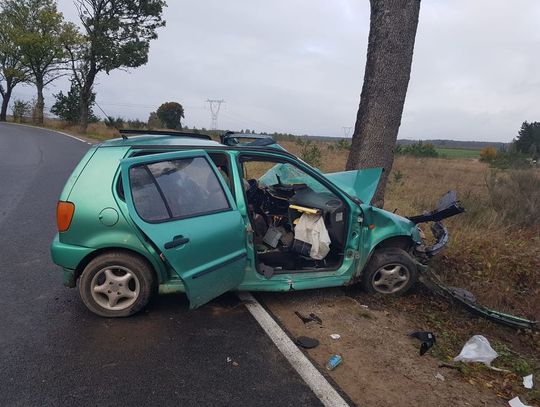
[5,0,74,125]
[0,2,30,121]
[156,102,184,129]
[514,121,540,159]
[50,79,96,124]
[11,99,30,122]
[346,0,421,207]
[67,0,166,132]
[147,111,163,129]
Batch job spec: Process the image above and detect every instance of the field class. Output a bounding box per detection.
[436,147,481,159]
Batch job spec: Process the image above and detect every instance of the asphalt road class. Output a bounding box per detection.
[0,123,322,407]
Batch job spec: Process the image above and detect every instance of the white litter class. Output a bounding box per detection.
[435,372,445,381]
[294,213,331,260]
[523,374,533,389]
[508,396,532,407]
[330,334,341,340]
[453,335,498,366]
[226,357,232,363]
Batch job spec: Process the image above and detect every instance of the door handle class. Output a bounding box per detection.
[164,235,190,249]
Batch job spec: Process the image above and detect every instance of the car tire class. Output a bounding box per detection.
[78,251,155,317]
[362,248,417,295]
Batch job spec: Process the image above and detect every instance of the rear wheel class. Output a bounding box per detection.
[78,251,155,317]
[362,248,417,295]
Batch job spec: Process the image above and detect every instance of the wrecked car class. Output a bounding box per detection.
[51,130,463,317]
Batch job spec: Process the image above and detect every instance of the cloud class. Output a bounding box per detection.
[11,0,540,142]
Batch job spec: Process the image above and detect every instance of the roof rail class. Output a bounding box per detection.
[118,129,212,141]
[220,131,275,146]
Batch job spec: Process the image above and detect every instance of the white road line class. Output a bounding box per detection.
[2,122,93,144]
[238,292,350,407]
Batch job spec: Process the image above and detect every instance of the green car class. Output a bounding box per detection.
[51,130,463,317]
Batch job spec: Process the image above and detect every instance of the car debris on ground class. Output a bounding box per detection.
[522,374,533,389]
[295,336,319,349]
[294,311,322,325]
[325,354,342,371]
[409,331,436,356]
[508,396,532,407]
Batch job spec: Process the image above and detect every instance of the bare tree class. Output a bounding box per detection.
[346,0,421,207]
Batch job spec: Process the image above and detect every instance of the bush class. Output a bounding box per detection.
[11,100,31,122]
[485,169,540,227]
[51,81,98,124]
[147,111,163,129]
[479,146,497,162]
[335,138,351,150]
[126,119,146,129]
[396,142,439,157]
[295,138,322,167]
[104,116,125,129]
[488,151,530,170]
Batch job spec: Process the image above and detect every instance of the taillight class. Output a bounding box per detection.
[57,201,75,232]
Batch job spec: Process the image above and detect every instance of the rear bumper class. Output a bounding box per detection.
[50,234,93,270]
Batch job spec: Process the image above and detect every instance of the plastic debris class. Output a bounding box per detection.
[453,335,498,366]
[508,396,532,407]
[523,374,533,389]
[410,331,436,356]
[296,336,319,349]
[226,357,232,363]
[435,372,445,381]
[330,334,341,340]
[294,311,322,325]
[326,354,342,371]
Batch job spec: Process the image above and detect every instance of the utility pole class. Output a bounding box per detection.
[206,99,225,130]
[342,126,353,138]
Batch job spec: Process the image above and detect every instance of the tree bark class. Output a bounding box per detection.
[34,79,45,125]
[346,0,421,207]
[78,69,96,133]
[0,86,13,122]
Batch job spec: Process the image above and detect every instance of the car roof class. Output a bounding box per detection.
[97,131,288,154]
[99,134,222,148]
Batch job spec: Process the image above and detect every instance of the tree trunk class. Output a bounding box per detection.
[79,91,89,133]
[34,79,45,125]
[0,86,13,122]
[346,0,421,207]
[78,70,96,133]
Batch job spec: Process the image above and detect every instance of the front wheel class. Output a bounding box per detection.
[362,248,417,295]
[78,251,155,317]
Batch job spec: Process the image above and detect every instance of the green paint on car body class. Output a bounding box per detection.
[51,133,444,311]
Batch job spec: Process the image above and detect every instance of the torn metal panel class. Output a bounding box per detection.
[419,266,538,331]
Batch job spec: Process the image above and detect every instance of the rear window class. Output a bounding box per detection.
[129,157,230,222]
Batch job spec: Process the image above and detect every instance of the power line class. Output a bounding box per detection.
[206,99,225,130]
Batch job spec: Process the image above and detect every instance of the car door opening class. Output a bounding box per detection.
[240,156,348,276]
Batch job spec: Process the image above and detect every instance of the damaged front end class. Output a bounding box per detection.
[408,191,538,331]
[408,190,464,259]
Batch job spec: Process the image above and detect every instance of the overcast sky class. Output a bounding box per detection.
[10,0,540,142]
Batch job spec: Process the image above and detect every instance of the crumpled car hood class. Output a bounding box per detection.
[324,167,383,204]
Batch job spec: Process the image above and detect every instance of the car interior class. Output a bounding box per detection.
[231,155,348,278]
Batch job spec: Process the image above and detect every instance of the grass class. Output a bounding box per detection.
[436,147,481,158]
